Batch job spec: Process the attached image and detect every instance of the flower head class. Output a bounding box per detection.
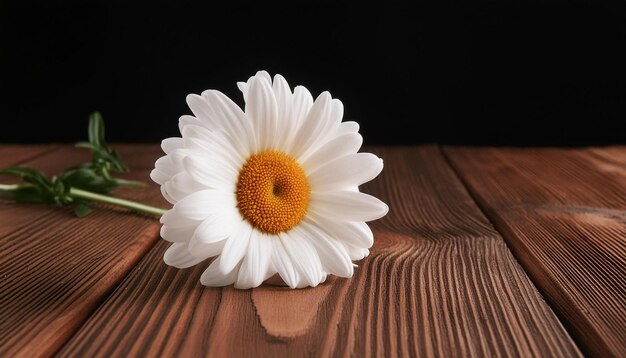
[151,71,388,289]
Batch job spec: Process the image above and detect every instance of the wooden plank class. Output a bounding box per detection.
[0,144,168,357]
[0,144,59,171]
[444,146,626,357]
[59,146,581,357]
[0,145,62,241]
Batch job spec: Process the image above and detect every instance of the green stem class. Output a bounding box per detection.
[70,187,168,217]
[0,183,167,217]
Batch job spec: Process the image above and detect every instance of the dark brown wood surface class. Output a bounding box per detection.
[1,144,622,357]
[56,146,579,357]
[445,147,626,357]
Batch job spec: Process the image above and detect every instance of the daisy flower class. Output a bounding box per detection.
[151,71,388,289]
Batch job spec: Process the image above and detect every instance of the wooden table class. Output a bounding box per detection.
[0,145,624,357]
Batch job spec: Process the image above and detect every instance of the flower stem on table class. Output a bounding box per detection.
[0,183,167,217]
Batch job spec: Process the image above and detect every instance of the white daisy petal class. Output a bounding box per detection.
[237,81,248,102]
[308,153,383,191]
[270,237,299,289]
[188,211,240,259]
[298,222,353,277]
[335,121,360,136]
[279,230,324,287]
[163,172,205,204]
[235,231,273,289]
[301,132,363,172]
[160,225,195,243]
[201,257,241,287]
[174,189,236,221]
[291,92,332,159]
[255,70,272,84]
[344,243,370,261]
[188,238,226,259]
[178,115,203,133]
[331,99,344,122]
[219,220,253,274]
[272,74,293,148]
[160,186,177,205]
[151,156,177,185]
[184,136,240,171]
[160,209,201,228]
[185,95,210,126]
[186,94,214,124]
[150,169,169,187]
[310,191,389,222]
[165,148,192,176]
[246,76,278,151]
[299,98,344,160]
[192,212,240,244]
[289,85,314,136]
[309,215,374,248]
[150,169,171,187]
[161,137,183,154]
[187,211,241,259]
[201,90,257,157]
[164,242,205,268]
[183,155,237,192]
[181,124,244,169]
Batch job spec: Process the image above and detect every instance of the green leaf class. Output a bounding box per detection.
[0,187,17,201]
[88,111,106,148]
[74,202,92,217]
[0,166,46,179]
[80,112,130,175]
[95,148,129,173]
[0,166,52,190]
[1,184,54,204]
[59,167,117,194]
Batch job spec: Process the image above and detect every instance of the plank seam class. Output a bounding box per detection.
[439,146,587,356]
[51,226,163,357]
[437,146,506,248]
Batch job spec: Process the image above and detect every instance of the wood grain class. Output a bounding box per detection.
[444,146,626,357]
[58,146,580,357]
[0,145,168,357]
[0,145,63,239]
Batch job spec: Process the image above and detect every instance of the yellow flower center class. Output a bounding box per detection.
[236,150,310,234]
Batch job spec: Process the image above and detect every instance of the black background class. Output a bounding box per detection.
[1,0,625,146]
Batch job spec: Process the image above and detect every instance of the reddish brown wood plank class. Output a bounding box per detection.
[0,145,168,357]
[0,144,59,170]
[59,146,580,357]
[444,146,626,357]
[0,145,63,241]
